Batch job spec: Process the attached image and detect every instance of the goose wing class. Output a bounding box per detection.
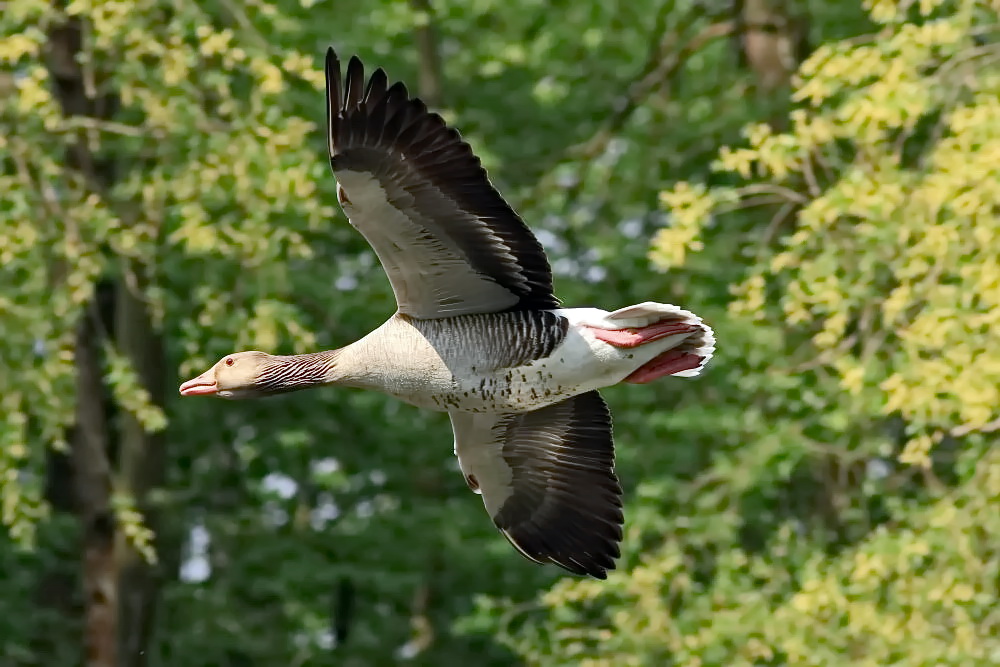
[450,391,623,579]
[325,48,557,319]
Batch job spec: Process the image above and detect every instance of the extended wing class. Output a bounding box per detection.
[450,391,623,579]
[325,49,558,319]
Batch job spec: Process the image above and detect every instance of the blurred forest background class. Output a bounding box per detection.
[2,0,999,664]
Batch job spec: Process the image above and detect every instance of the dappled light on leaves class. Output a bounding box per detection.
[2,0,998,664]
[657,0,1000,458]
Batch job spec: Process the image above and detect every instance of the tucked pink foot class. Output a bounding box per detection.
[624,350,704,384]
[588,321,700,348]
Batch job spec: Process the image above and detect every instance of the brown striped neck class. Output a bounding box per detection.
[253,349,344,396]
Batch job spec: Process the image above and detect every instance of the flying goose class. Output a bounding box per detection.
[179,48,715,579]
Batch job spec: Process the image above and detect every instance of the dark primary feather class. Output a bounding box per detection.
[493,391,623,579]
[344,56,365,110]
[324,47,558,315]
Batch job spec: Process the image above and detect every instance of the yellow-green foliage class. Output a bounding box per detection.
[0,0,331,540]
[655,0,1000,464]
[491,447,998,667]
[482,1,1000,664]
[3,0,997,662]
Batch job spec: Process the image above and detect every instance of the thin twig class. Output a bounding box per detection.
[10,137,72,227]
[933,42,1000,84]
[60,116,158,138]
[801,150,821,196]
[80,19,99,157]
[951,417,1000,438]
[214,0,271,51]
[718,194,789,212]
[787,335,857,373]
[520,14,736,211]
[569,20,736,163]
[739,182,809,204]
[760,200,797,248]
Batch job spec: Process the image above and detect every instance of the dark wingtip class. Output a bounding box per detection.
[324,47,342,160]
[364,67,388,106]
[345,55,365,110]
[501,520,622,580]
[324,48,341,103]
[563,557,612,580]
[495,391,623,580]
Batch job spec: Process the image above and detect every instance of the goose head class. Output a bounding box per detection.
[179,351,274,399]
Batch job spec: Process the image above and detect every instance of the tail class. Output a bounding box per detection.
[605,302,715,378]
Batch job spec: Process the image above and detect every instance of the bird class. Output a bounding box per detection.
[179,47,715,579]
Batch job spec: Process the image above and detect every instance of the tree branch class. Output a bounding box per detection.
[951,417,1000,438]
[571,20,736,163]
[521,15,737,212]
[738,182,809,204]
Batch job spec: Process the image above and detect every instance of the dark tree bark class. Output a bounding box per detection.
[331,576,356,645]
[734,0,808,93]
[116,279,168,667]
[410,0,444,107]
[733,0,809,130]
[48,18,119,665]
[46,14,170,667]
[72,306,118,667]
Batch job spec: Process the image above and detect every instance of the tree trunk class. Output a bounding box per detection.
[410,0,444,107]
[736,0,803,92]
[116,278,168,667]
[47,19,120,666]
[734,0,809,129]
[72,307,118,667]
[47,15,170,666]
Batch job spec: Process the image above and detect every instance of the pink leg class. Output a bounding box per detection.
[587,321,700,348]
[623,350,704,384]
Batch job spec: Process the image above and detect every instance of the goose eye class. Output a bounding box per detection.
[225,358,234,367]
[466,474,479,491]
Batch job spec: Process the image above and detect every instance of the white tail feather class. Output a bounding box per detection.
[607,302,716,378]
[606,301,691,326]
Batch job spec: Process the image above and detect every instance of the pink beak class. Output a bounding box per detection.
[179,371,218,396]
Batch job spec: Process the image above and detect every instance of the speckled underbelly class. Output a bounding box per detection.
[393,379,565,414]
[394,340,634,414]
[415,367,580,413]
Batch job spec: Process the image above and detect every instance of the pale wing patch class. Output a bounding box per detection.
[336,170,520,317]
[450,411,514,514]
